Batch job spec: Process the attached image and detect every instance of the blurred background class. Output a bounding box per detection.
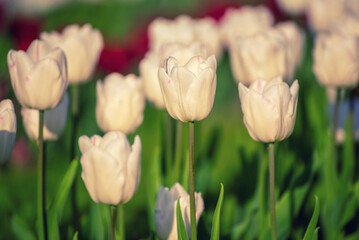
[0,0,358,239]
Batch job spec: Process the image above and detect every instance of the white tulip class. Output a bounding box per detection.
[148,15,195,52]
[307,0,346,32]
[7,39,68,110]
[21,93,69,141]
[139,42,208,109]
[41,24,103,84]
[0,99,17,163]
[276,0,308,15]
[229,29,289,85]
[194,17,222,58]
[345,0,359,17]
[276,21,305,80]
[79,131,141,205]
[158,55,217,122]
[238,77,299,143]
[220,5,274,47]
[331,13,359,37]
[154,183,204,240]
[313,32,359,88]
[96,73,145,134]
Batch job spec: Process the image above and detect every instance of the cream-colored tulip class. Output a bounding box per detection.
[21,93,69,141]
[229,29,289,85]
[276,0,308,15]
[79,131,141,205]
[194,18,222,58]
[313,32,359,88]
[307,0,346,32]
[41,24,103,83]
[148,15,195,52]
[346,0,359,17]
[332,13,359,37]
[154,183,204,240]
[0,99,17,163]
[276,21,305,80]
[220,5,274,47]
[158,55,217,122]
[238,77,299,143]
[96,73,145,134]
[7,39,68,110]
[139,42,208,109]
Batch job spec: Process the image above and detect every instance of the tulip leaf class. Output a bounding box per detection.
[176,199,189,240]
[303,196,320,240]
[48,159,79,240]
[210,183,224,240]
[11,214,36,240]
[73,231,79,240]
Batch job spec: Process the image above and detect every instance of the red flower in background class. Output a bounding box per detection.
[9,17,42,51]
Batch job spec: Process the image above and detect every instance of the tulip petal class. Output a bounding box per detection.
[81,147,125,205]
[122,135,142,203]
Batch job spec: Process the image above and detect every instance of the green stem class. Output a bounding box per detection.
[172,121,183,185]
[37,110,48,240]
[70,84,79,232]
[110,206,117,240]
[189,121,197,240]
[118,205,125,240]
[165,113,173,175]
[268,143,276,240]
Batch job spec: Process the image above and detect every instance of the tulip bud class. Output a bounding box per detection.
[229,30,289,85]
[238,77,299,143]
[41,24,104,84]
[220,6,274,47]
[140,42,208,109]
[0,99,17,163]
[307,0,346,32]
[21,93,69,141]
[79,131,141,205]
[276,21,305,80]
[313,32,359,88]
[194,18,222,58]
[276,0,308,15]
[96,73,145,134]
[154,183,204,240]
[7,39,68,110]
[148,15,195,52]
[158,55,217,122]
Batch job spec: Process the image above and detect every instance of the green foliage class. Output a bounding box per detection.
[176,199,189,240]
[303,196,320,240]
[210,183,224,240]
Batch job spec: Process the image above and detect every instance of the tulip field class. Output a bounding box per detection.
[1,0,359,240]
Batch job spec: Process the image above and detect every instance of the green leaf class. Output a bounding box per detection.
[176,199,189,240]
[48,160,80,240]
[11,214,36,240]
[210,183,224,240]
[303,196,320,240]
[73,231,78,240]
[312,228,319,240]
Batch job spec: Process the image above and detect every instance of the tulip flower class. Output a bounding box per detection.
[313,32,359,88]
[148,15,195,52]
[40,24,104,84]
[220,5,274,47]
[139,42,208,109]
[238,77,299,143]
[307,0,346,32]
[331,13,359,37]
[276,0,308,15]
[229,29,289,85]
[21,93,69,141]
[7,39,68,110]
[154,183,204,240]
[79,131,141,205]
[0,99,17,163]
[194,18,222,58]
[96,73,145,134]
[276,21,305,81]
[158,55,217,122]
